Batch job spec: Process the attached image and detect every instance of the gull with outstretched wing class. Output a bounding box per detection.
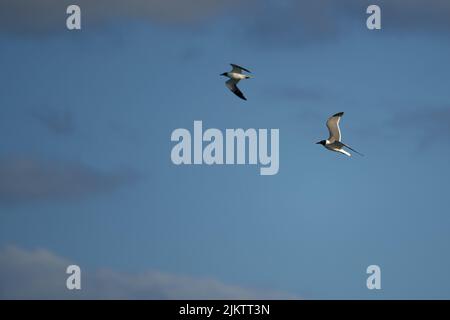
[316,112,364,157]
[220,64,252,101]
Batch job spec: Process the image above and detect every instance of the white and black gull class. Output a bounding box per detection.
[316,112,363,157]
[220,64,252,101]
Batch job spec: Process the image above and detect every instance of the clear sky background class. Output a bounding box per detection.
[1,0,450,299]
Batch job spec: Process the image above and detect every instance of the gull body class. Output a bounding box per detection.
[225,72,249,81]
[316,112,363,157]
[220,64,252,100]
[322,140,352,157]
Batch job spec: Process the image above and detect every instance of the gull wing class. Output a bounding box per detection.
[230,63,251,74]
[335,141,364,157]
[225,79,247,100]
[326,112,344,143]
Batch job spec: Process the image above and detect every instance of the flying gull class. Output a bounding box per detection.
[220,64,252,101]
[316,112,364,157]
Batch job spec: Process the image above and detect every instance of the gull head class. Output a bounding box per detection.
[316,140,326,146]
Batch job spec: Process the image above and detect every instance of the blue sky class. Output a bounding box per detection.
[1,0,450,299]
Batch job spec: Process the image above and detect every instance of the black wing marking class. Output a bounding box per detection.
[230,63,251,73]
[226,79,247,100]
[342,143,364,156]
[231,86,247,100]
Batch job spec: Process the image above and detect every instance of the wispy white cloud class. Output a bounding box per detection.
[0,246,297,299]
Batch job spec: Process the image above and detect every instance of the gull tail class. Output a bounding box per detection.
[343,143,364,157]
